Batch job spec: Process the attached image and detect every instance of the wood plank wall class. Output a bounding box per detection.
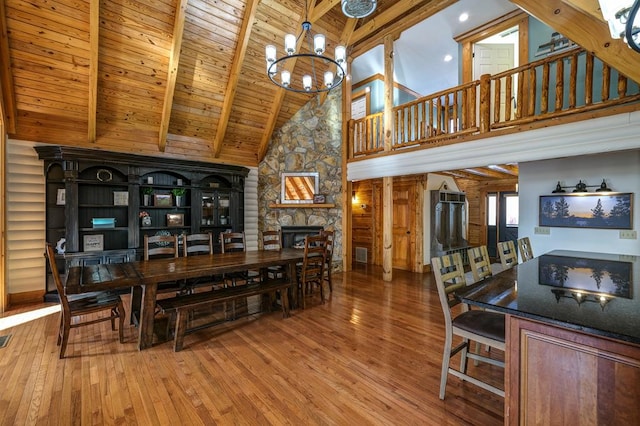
[352,179,379,265]
[352,176,517,266]
[457,178,518,248]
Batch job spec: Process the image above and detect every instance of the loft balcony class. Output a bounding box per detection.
[347,47,640,162]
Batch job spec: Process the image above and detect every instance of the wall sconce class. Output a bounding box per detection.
[551,179,612,193]
[352,191,357,203]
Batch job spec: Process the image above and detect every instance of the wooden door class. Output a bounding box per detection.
[392,180,415,271]
[371,177,423,271]
[474,43,515,122]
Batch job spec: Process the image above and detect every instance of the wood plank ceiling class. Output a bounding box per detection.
[0,0,638,171]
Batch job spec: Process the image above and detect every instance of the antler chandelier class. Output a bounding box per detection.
[265,1,347,93]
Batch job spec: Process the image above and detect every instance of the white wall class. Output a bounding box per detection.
[519,151,640,256]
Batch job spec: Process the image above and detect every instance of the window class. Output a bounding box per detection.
[487,194,497,226]
[505,194,519,227]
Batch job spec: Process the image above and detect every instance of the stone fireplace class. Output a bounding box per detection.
[257,90,343,271]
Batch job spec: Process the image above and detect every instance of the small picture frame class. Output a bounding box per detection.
[154,194,172,207]
[56,188,66,205]
[166,213,184,227]
[83,234,104,252]
[313,194,326,204]
[113,191,128,206]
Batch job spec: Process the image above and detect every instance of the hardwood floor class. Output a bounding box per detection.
[0,265,504,425]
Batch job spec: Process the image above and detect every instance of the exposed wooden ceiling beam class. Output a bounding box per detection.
[158,0,188,152]
[311,0,341,22]
[562,0,603,21]
[487,163,519,176]
[350,0,457,58]
[512,0,640,84]
[213,0,261,158]
[462,167,512,179]
[87,0,99,143]
[0,0,16,133]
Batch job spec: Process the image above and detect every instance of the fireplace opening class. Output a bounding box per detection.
[281,225,324,248]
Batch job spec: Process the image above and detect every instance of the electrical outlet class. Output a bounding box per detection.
[619,230,637,239]
[534,226,550,235]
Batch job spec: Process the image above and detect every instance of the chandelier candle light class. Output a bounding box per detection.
[265,2,347,93]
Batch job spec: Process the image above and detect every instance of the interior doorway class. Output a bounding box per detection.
[486,191,519,258]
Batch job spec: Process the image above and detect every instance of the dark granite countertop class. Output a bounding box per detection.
[459,250,640,345]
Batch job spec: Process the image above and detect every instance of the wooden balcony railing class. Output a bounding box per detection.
[349,47,640,159]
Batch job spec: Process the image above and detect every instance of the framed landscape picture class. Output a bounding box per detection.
[154,194,172,207]
[539,192,633,229]
[166,213,184,227]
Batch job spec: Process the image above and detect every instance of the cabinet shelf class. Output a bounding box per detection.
[269,203,335,208]
[75,179,128,187]
[140,226,190,231]
[140,206,190,209]
[79,204,129,208]
[80,227,129,232]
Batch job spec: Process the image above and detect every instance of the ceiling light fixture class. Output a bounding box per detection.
[265,1,346,93]
[342,0,377,19]
[598,0,640,53]
[459,12,469,22]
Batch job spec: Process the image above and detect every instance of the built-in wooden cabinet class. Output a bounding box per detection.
[36,146,248,299]
[506,315,640,425]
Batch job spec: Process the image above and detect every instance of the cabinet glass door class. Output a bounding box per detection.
[202,194,215,226]
[201,191,231,226]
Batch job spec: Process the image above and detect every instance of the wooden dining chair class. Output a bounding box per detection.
[220,231,259,285]
[467,245,493,283]
[262,230,285,280]
[45,243,125,359]
[182,232,221,292]
[431,252,505,399]
[143,233,184,294]
[183,232,213,257]
[298,234,327,309]
[144,233,179,260]
[320,229,334,292]
[497,240,518,270]
[517,237,534,262]
[261,230,282,251]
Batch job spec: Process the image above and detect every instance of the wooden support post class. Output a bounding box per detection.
[479,74,491,133]
[382,35,394,281]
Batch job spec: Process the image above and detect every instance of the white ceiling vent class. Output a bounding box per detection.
[342,0,377,19]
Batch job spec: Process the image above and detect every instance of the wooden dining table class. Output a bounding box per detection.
[65,249,306,350]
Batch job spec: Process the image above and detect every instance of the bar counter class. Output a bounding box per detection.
[460,249,640,345]
[459,250,640,425]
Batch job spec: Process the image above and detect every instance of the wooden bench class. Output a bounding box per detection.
[156,279,292,351]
